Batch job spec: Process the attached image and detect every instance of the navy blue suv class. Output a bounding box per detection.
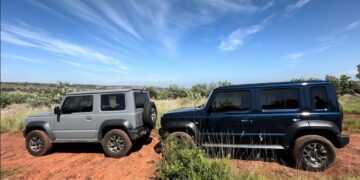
[160,81,349,171]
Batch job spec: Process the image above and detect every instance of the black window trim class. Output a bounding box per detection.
[61,95,94,114]
[309,86,329,111]
[210,89,252,114]
[100,93,126,112]
[259,87,301,112]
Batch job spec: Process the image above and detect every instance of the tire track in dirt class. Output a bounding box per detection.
[1,131,161,179]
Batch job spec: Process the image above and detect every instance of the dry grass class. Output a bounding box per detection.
[339,95,360,114]
[154,98,206,129]
[0,104,51,132]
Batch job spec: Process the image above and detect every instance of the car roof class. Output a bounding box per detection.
[215,81,332,90]
[67,87,147,95]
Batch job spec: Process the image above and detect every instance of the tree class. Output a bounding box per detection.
[147,86,159,99]
[190,83,207,97]
[357,64,360,79]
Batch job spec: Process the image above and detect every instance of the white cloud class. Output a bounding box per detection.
[284,0,312,18]
[30,0,274,53]
[219,25,261,51]
[219,16,273,51]
[284,52,304,59]
[346,20,360,31]
[1,31,38,47]
[1,24,121,65]
[2,54,44,64]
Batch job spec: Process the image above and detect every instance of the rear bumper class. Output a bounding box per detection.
[337,134,350,148]
[128,126,152,140]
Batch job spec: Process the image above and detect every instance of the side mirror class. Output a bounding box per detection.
[54,106,61,115]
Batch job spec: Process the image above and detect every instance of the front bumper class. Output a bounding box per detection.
[337,134,350,148]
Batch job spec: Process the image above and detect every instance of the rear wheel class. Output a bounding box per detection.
[25,130,52,156]
[292,135,336,171]
[102,129,132,158]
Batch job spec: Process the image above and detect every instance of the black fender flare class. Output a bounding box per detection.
[284,120,340,148]
[162,120,200,139]
[24,121,55,141]
[97,119,133,142]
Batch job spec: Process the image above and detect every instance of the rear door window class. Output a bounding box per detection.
[101,94,125,111]
[134,92,149,109]
[310,86,329,110]
[260,88,300,110]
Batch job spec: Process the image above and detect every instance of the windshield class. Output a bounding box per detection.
[199,90,213,108]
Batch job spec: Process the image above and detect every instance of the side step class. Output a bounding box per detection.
[201,144,285,149]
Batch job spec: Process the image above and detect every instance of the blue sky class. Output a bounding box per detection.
[1,0,360,87]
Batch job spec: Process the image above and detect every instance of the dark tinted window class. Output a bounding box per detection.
[211,91,251,113]
[134,92,149,108]
[261,88,299,110]
[62,95,93,114]
[101,94,125,111]
[310,86,329,109]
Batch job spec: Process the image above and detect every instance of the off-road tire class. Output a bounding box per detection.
[292,135,336,171]
[25,130,52,156]
[168,131,196,147]
[102,129,132,158]
[143,101,157,128]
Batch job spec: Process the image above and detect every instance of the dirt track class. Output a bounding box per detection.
[1,131,161,179]
[1,132,360,179]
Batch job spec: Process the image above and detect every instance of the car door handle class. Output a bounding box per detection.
[85,116,92,121]
[293,118,301,122]
[241,119,253,123]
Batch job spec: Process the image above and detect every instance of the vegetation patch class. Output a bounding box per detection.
[1,104,51,132]
[339,95,360,114]
[0,168,21,179]
[157,138,236,180]
[343,118,360,133]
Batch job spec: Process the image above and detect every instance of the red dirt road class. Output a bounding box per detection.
[1,132,359,179]
[1,131,161,179]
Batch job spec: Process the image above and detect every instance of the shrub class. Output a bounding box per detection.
[25,96,52,107]
[157,138,235,180]
[0,104,51,132]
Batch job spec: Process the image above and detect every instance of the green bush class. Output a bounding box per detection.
[339,95,360,114]
[157,138,235,180]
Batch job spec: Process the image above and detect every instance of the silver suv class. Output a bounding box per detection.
[23,88,157,158]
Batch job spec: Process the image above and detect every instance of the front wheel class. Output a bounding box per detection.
[102,129,132,158]
[25,130,52,156]
[292,135,336,171]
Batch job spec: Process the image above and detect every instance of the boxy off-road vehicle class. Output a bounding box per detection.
[23,88,157,158]
[160,81,349,171]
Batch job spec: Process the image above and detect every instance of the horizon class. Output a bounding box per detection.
[1,0,360,86]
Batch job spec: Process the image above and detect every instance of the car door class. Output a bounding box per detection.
[200,89,255,146]
[250,87,305,146]
[54,95,97,141]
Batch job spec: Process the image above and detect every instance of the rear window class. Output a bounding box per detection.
[310,86,329,109]
[261,88,300,110]
[134,92,149,109]
[101,94,125,111]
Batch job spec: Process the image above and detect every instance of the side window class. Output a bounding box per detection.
[211,90,251,113]
[101,94,125,111]
[310,86,329,109]
[134,92,149,109]
[62,95,93,114]
[261,88,299,110]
